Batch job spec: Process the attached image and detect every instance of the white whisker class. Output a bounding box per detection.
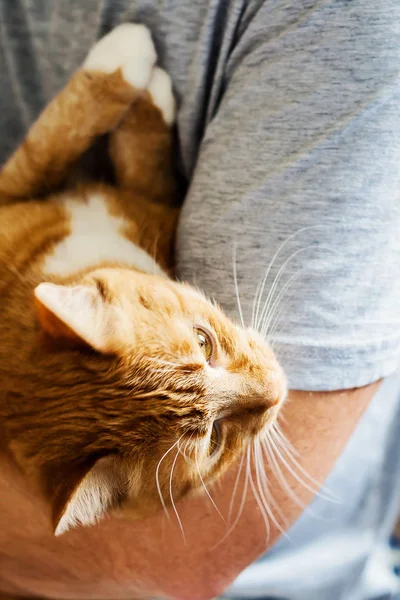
[271,422,300,458]
[265,303,288,343]
[155,432,187,520]
[264,436,336,523]
[264,436,310,512]
[195,449,226,523]
[266,434,339,503]
[252,441,287,539]
[211,446,250,549]
[254,439,290,535]
[169,446,186,542]
[269,428,338,500]
[233,242,245,328]
[177,431,195,464]
[262,268,312,338]
[257,247,312,334]
[252,225,331,329]
[247,443,271,542]
[228,450,245,524]
[252,277,265,330]
[258,245,341,335]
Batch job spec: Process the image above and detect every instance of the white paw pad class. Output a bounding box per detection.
[83,23,157,89]
[147,67,176,126]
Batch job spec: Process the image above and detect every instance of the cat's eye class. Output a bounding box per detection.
[194,327,213,363]
[209,420,221,457]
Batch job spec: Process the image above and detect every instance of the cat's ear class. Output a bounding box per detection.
[34,282,119,353]
[52,456,126,536]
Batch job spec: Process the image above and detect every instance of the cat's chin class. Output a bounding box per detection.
[112,503,152,522]
[112,495,184,522]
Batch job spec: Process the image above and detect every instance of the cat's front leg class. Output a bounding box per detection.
[0,24,157,202]
[109,65,177,204]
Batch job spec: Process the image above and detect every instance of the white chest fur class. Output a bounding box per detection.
[43,194,164,277]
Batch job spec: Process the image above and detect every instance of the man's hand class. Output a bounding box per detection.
[0,382,379,600]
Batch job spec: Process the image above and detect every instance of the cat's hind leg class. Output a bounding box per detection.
[109,64,177,204]
[0,24,157,202]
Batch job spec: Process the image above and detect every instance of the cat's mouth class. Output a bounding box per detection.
[208,419,222,457]
[205,402,281,463]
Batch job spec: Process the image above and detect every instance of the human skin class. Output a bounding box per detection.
[0,382,379,600]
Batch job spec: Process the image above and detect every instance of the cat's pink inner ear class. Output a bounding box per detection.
[34,282,110,352]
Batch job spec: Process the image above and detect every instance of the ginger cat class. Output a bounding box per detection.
[0,24,286,537]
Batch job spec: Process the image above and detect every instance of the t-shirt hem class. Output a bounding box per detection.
[274,338,400,391]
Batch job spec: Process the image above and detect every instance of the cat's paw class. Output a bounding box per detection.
[83,23,157,89]
[147,66,176,126]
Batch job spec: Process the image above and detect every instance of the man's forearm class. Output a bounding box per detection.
[115,382,380,600]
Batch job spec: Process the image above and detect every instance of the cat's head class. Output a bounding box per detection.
[6,266,286,535]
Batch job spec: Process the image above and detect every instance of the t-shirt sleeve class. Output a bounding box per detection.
[176,1,400,391]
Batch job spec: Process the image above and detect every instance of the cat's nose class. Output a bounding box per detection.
[266,366,287,408]
[236,368,287,429]
[224,388,280,423]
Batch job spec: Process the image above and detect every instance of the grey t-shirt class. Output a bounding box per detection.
[0,1,399,598]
